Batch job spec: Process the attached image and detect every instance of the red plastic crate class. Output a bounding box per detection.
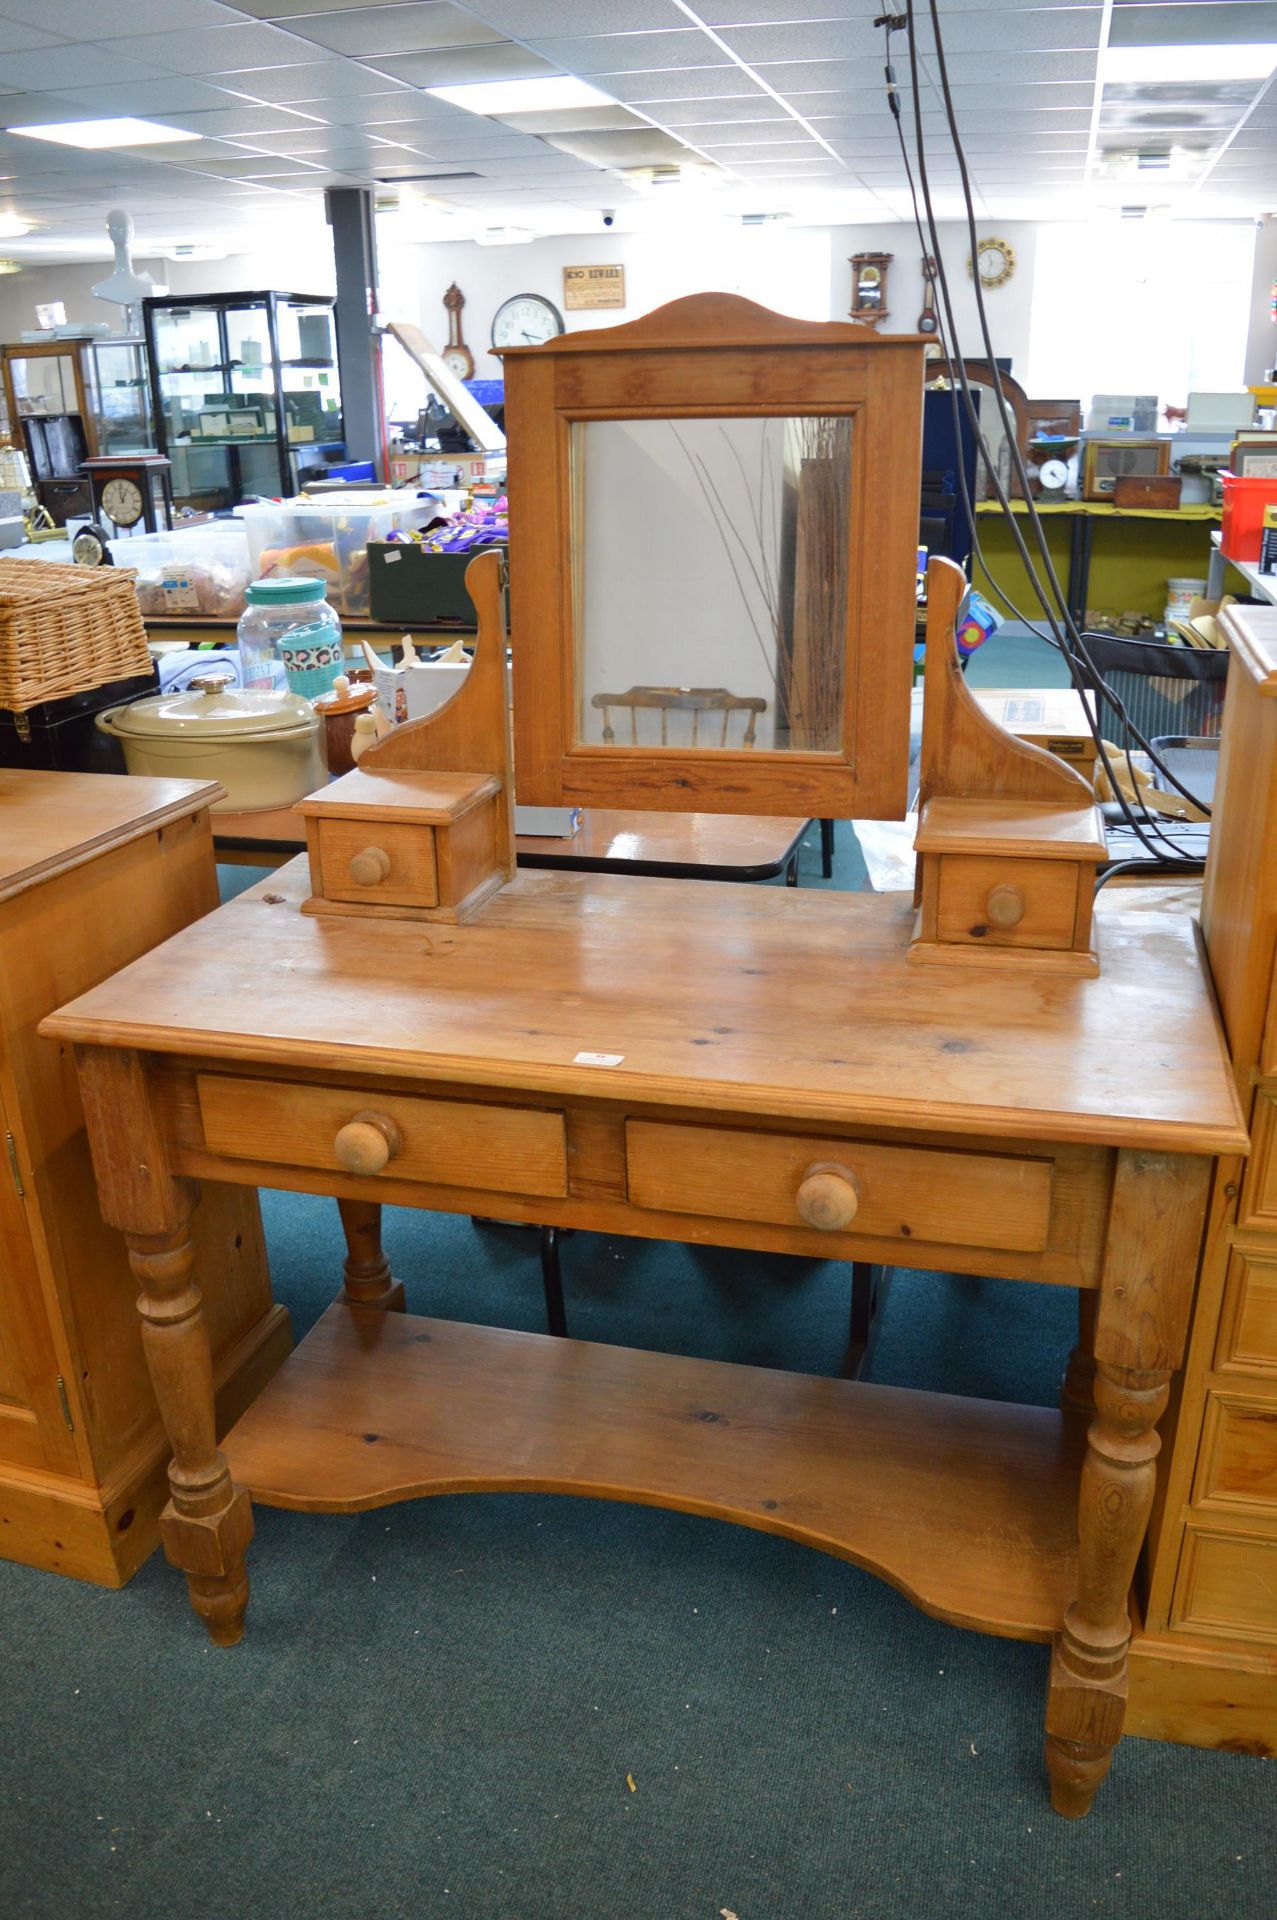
[1220,471,1277,563]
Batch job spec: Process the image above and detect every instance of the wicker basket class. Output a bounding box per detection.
[0,558,152,714]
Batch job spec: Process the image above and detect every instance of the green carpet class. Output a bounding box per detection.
[3,626,1272,1918]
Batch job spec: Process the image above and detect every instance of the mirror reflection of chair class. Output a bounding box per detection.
[591,684,767,749]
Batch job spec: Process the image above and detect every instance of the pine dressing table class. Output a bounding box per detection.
[41,298,1257,1818]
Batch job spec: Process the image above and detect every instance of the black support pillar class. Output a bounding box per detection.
[325,186,384,475]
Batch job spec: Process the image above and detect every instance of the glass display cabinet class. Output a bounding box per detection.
[0,335,157,524]
[143,291,345,512]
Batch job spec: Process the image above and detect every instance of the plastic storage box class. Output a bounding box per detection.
[108,522,253,620]
[367,542,505,626]
[235,492,437,617]
[1220,472,1277,563]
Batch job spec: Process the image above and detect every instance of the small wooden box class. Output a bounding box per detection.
[1112,473,1182,511]
[298,766,508,924]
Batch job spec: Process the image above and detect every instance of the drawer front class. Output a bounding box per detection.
[1239,1092,1277,1231]
[935,855,1080,951]
[198,1075,567,1199]
[625,1121,1052,1253]
[1216,1248,1277,1377]
[1173,1525,1277,1646]
[318,818,438,908]
[1195,1391,1277,1514]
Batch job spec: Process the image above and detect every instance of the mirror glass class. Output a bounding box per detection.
[571,415,852,754]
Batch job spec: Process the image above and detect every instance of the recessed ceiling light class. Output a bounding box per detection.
[1101,45,1277,87]
[0,260,22,276]
[425,76,616,118]
[6,118,197,150]
[474,225,535,245]
[0,214,31,238]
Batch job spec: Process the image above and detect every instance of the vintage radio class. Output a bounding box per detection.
[1081,436,1170,501]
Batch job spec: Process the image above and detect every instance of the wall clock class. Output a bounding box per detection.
[442,282,475,380]
[491,294,565,349]
[82,454,174,538]
[970,238,1016,289]
[917,256,939,335]
[849,252,892,327]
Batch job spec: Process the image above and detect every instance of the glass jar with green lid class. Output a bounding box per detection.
[237,575,344,700]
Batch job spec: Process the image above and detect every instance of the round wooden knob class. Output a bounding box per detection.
[796,1161,860,1232]
[333,1110,403,1176]
[985,883,1026,929]
[349,846,391,887]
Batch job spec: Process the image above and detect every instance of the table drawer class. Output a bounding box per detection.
[935,855,1081,952]
[1195,1390,1277,1514]
[197,1075,567,1198]
[625,1121,1052,1253]
[1216,1248,1277,1377]
[1173,1524,1277,1646]
[317,818,438,909]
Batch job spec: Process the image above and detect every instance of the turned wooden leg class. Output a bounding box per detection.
[1044,1148,1212,1818]
[1045,1362,1168,1816]
[338,1198,405,1311]
[1061,1289,1098,1415]
[128,1218,254,1647]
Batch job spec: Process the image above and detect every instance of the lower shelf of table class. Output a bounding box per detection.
[222,1303,1082,1644]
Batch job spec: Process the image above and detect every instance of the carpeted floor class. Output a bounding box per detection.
[4,627,1272,1920]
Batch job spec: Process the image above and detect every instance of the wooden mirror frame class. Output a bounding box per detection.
[501,293,927,817]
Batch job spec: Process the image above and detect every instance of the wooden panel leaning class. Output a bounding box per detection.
[298,549,514,925]
[911,557,1107,973]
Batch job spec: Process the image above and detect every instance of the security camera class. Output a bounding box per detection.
[602,210,615,228]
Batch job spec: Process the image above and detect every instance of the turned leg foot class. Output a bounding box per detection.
[1045,1361,1168,1816]
[129,1220,255,1646]
[338,1198,404,1311]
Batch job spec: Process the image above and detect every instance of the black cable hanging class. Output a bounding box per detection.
[878,4,1209,870]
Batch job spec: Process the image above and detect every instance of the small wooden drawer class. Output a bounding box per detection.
[317,818,438,909]
[1216,1248,1277,1376]
[1195,1390,1277,1514]
[198,1075,567,1199]
[1172,1524,1277,1646]
[625,1121,1053,1253]
[1238,1092,1277,1232]
[934,854,1081,951]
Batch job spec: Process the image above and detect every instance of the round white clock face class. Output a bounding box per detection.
[101,475,145,528]
[443,346,474,379]
[491,294,564,349]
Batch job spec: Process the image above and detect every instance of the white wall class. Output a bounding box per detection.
[0,243,334,342]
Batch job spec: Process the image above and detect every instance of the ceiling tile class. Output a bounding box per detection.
[221,60,414,103]
[0,0,238,27]
[521,32,711,75]
[452,2,687,30]
[640,97,790,124]
[283,3,506,56]
[1110,4,1277,49]
[108,22,322,76]
[361,43,558,85]
[48,77,266,115]
[159,105,328,137]
[0,45,175,88]
[0,19,67,51]
[228,0,426,11]
[595,67,765,102]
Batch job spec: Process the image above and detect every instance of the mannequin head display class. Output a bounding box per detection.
[92,208,157,333]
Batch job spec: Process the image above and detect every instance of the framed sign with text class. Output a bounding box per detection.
[563,264,626,311]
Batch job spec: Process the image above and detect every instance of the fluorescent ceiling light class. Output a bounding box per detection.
[0,260,22,276]
[1101,44,1277,86]
[6,118,197,150]
[425,76,615,118]
[474,225,535,245]
[0,214,31,238]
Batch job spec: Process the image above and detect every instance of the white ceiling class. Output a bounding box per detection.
[0,0,1274,264]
